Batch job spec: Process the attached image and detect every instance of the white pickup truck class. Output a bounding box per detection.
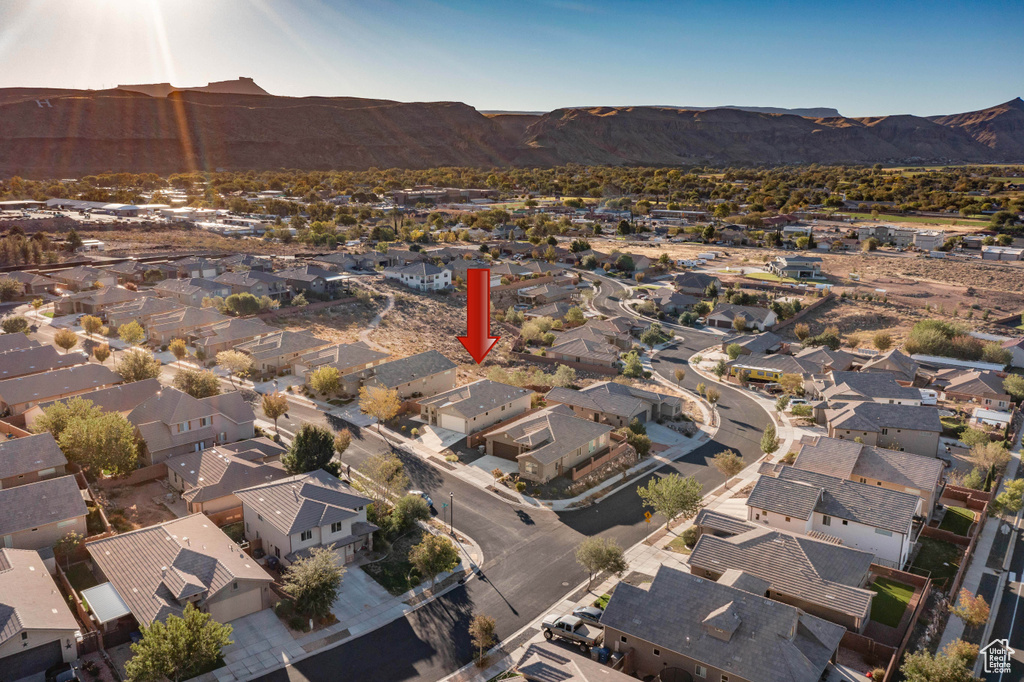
[541,614,604,653]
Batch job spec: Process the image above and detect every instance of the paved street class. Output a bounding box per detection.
[251,270,774,682]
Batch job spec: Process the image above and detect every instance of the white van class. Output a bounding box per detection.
[919,389,938,405]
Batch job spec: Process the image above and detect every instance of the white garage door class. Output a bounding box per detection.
[439,414,467,433]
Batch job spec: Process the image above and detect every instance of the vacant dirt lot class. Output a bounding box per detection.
[96,480,177,530]
[87,228,317,257]
[267,293,388,344]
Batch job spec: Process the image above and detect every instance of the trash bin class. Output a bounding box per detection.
[597,647,610,664]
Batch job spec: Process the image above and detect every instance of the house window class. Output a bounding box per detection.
[620,636,627,643]
[860,478,867,483]
[785,517,790,522]
[822,515,831,526]
[200,417,211,427]
[524,462,538,475]
[875,528,893,537]
[695,666,707,678]
[653,649,661,657]
[300,530,313,542]
[233,582,238,590]
[331,521,343,534]
[722,676,729,682]
[842,520,849,525]
[22,632,27,641]
[881,428,888,435]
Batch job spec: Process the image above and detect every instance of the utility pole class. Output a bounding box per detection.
[449,492,454,535]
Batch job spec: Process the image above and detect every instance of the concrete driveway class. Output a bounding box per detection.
[331,563,395,624]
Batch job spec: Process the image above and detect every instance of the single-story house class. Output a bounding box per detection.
[707,303,777,331]
[236,470,378,566]
[5,271,59,296]
[547,337,620,370]
[236,330,333,379]
[146,306,232,346]
[0,475,87,550]
[0,345,88,381]
[276,264,348,297]
[601,564,844,682]
[105,295,186,331]
[88,514,275,626]
[859,349,920,386]
[166,441,288,515]
[153,278,232,308]
[671,271,722,296]
[517,284,575,305]
[53,286,142,317]
[292,342,389,382]
[719,331,787,355]
[690,509,877,632]
[191,318,277,360]
[649,289,700,315]
[342,350,457,399]
[485,404,612,483]
[23,378,163,431]
[419,379,532,434]
[820,370,923,406]
[937,369,1012,410]
[213,270,290,301]
[49,265,117,292]
[546,381,682,428]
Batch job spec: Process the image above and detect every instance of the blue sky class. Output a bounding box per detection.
[1,0,1021,117]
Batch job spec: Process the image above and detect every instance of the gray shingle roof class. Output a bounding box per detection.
[943,370,1009,397]
[167,447,287,505]
[0,335,39,354]
[0,548,79,647]
[192,318,275,348]
[860,349,919,382]
[721,332,785,354]
[826,401,942,433]
[497,405,611,465]
[0,345,88,380]
[419,379,531,419]
[710,303,774,325]
[298,342,389,373]
[549,337,619,364]
[795,437,944,493]
[751,466,920,533]
[601,565,845,682]
[88,514,273,625]
[0,433,67,480]
[0,475,86,536]
[147,306,231,333]
[823,371,922,403]
[235,469,372,536]
[0,364,121,407]
[33,377,162,416]
[367,350,456,388]
[690,517,876,622]
[236,330,329,360]
[547,381,680,419]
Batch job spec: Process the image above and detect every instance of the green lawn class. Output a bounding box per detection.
[593,593,612,609]
[666,535,693,555]
[361,526,425,595]
[869,577,914,627]
[939,506,975,536]
[910,537,963,591]
[744,272,798,284]
[221,521,245,544]
[42,311,54,318]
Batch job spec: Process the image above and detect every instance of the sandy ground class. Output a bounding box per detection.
[96,479,178,530]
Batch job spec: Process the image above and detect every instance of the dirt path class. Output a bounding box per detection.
[357,283,395,352]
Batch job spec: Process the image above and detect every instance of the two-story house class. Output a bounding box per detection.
[126,388,256,464]
[235,470,378,566]
[824,401,942,457]
[214,270,291,301]
[341,350,457,399]
[153,278,232,308]
[766,255,823,279]
[166,440,288,515]
[747,465,921,567]
[546,381,683,428]
[936,369,1012,410]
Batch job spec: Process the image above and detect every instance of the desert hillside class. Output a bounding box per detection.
[0,82,1021,176]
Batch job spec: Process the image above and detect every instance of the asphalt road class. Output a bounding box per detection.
[984,530,1024,681]
[252,271,774,682]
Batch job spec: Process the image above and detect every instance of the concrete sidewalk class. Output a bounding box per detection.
[939,427,1023,652]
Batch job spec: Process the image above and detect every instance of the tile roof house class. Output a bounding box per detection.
[793,436,946,512]
[190,318,277,360]
[650,289,700,315]
[49,265,117,291]
[213,270,290,300]
[937,369,1012,410]
[126,388,256,465]
[821,370,923,405]
[419,379,532,434]
[547,337,620,371]
[235,470,378,566]
[291,342,390,381]
[516,643,636,682]
[0,335,39,354]
[691,509,877,632]
[747,465,921,566]
[53,286,142,317]
[5,270,59,295]
[275,264,346,297]
[0,345,88,381]
[159,257,220,279]
[517,283,576,305]
[24,378,163,431]
[0,364,122,415]
[166,441,288,515]
[236,330,332,379]
[707,303,777,331]
[0,432,68,489]
[0,548,81,678]
[824,401,942,457]
[793,346,858,372]
[104,295,186,331]
[719,331,787,356]
[546,381,683,428]
[601,565,845,682]
[522,300,575,321]
[383,262,451,291]
[146,306,232,346]
[0,476,87,551]
[555,317,632,350]
[342,350,457,399]
[484,404,613,483]
[88,514,274,626]
[670,271,722,296]
[153,278,232,308]
[860,349,920,386]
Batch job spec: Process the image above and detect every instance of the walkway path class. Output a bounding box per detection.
[356,283,394,352]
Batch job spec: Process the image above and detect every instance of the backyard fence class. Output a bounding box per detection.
[569,442,635,481]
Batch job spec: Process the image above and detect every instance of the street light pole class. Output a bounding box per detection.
[449,492,454,535]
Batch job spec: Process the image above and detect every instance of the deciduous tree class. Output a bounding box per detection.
[1,315,29,334]
[760,424,779,454]
[117,320,145,346]
[409,534,461,589]
[309,366,340,394]
[80,315,102,338]
[714,450,745,485]
[261,392,288,434]
[950,589,990,628]
[469,615,497,666]
[54,327,79,354]
[574,537,628,589]
[358,385,401,439]
[169,338,188,363]
[173,368,221,399]
[58,411,138,475]
[216,350,253,386]
[282,424,338,475]
[117,348,161,382]
[363,452,410,503]
[636,473,703,530]
[93,343,111,364]
[125,603,233,682]
[283,546,344,619]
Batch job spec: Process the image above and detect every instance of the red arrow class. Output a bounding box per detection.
[458,268,500,364]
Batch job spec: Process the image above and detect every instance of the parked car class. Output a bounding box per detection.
[571,605,604,626]
[542,614,604,653]
[46,663,81,682]
[789,398,809,407]
[410,489,433,507]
